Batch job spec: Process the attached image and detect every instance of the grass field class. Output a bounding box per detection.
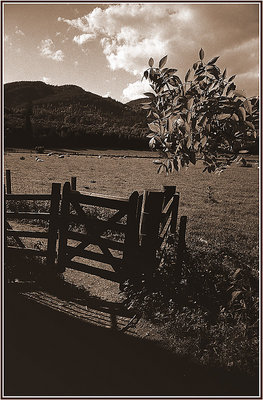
[4,149,260,380]
[4,149,259,247]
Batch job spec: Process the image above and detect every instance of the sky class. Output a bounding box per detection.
[3,2,260,103]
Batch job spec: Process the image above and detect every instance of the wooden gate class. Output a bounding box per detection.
[57,182,140,282]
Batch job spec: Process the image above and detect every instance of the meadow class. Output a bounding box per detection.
[4,149,260,378]
[4,149,259,247]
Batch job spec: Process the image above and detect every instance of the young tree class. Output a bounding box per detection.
[142,49,258,174]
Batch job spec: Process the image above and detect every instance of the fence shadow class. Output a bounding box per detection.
[4,287,258,397]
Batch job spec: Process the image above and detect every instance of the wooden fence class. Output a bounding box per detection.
[4,171,187,283]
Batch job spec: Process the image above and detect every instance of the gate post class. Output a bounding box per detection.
[123,191,140,278]
[140,190,164,275]
[47,183,61,268]
[57,182,71,272]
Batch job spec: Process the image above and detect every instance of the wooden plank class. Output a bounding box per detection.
[6,230,49,239]
[6,170,11,194]
[67,231,124,251]
[6,212,50,220]
[71,176,77,190]
[159,214,172,240]
[66,245,123,268]
[123,191,139,270]
[140,190,164,273]
[170,193,180,234]
[162,196,174,216]
[5,194,53,201]
[57,182,71,272]
[67,260,121,283]
[70,192,128,210]
[47,183,61,266]
[5,247,47,257]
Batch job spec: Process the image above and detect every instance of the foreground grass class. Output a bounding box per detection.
[5,150,259,379]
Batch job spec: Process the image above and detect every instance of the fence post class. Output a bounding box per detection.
[123,191,140,278]
[6,170,11,194]
[140,190,164,275]
[170,193,180,234]
[177,216,187,276]
[47,183,61,268]
[71,176,76,190]
[57,182,71,273]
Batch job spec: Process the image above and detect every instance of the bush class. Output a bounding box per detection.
[122,234,259,375]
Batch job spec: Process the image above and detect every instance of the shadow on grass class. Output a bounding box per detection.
[4,283,259,397]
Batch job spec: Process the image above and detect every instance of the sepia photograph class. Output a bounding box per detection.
[2,1,260,397]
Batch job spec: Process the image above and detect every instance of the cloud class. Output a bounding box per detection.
[15,26,25,36]
[38,39,64,62]
[103,91,111,98]
[59,3,259,95]
[74,60,79,66]
[4,34,9,42]
[73,33,96,45]
[42,76,51,84]
[122,79,153,102]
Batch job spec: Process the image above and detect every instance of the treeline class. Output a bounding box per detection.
[4,82,149,150]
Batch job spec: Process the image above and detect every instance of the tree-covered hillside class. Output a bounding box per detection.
[4,81,149,149]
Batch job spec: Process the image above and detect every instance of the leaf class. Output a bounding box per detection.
[194,141,199,151]
[148,57,154,67]
[149,137,156,149]
[243,99,253,115]
[193,62,198,70]
[200,136,207,146]
[232,268,241,279]
[230,290,242,304]
[184,120,191,134]
[143,70,148,80]
[187,98,194,110]
[199,48,204,60]
[185,68,191,82]
[246,121,255,130]
[141,104,151,109]
[148,122,160,133]
[239,106,246,121]
[143,92,155,99]
[157,164,165,174]
[186,135,192,149]
[239,149,249,154]
[217,113,231,120]
[159,55,167,69]
[207,56,219,65]
[228,75,236,82]
[189,151,196,165]
[231,113,239,121]
[222,69,226,79]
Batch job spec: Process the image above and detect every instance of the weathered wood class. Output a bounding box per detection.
[177,216,187,277]
[5,247,47,257]
[178,215,187,249]
[6,230,49,239]
[170,193,180,234]
[140,190,164,273]
[47,183,61,266]
[67,231,124,251]
[123,191,140,271]
[6,212,50,220]
[6,170,11,194]
[66,245,122,268]
[57,182,71,272]
[71,176,77,190]
[71,192,128,210]
[5,194,52,200]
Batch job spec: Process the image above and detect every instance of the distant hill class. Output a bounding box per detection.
[126,98,147,112]
[4,81,149,149]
